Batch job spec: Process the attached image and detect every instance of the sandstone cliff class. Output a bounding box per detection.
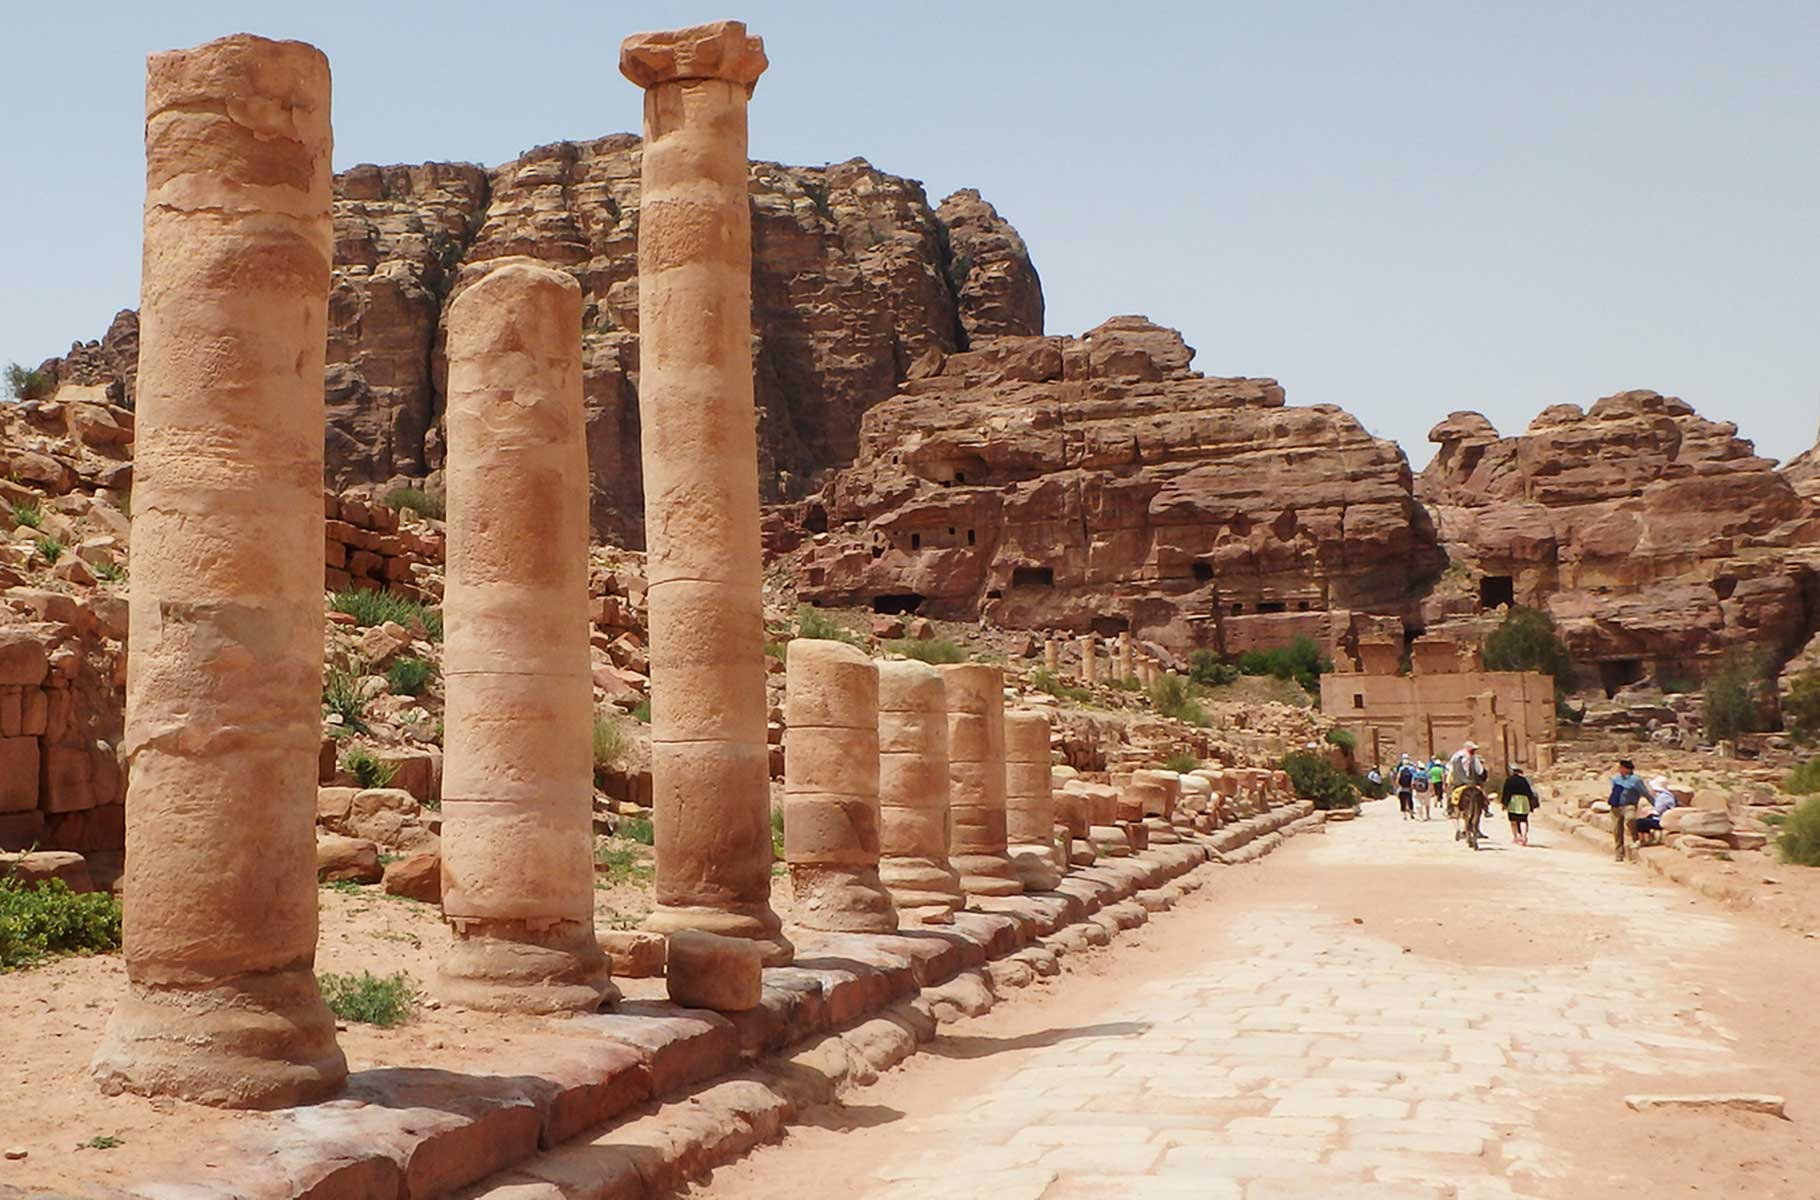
[1418,393,1820,688]
[785,317,1443,656]
[39,140,1041,547]
[1785,426,1820,504]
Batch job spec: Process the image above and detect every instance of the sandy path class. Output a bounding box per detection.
[690,801,1820,1199]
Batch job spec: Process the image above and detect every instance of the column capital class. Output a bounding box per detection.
[620,20,767,93]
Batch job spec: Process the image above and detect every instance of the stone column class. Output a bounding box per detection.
[1043,636,1060,673]
[621,21,789,964]
[1005,710,1063,890]
[1117,631,1134,681]
[877,660,964,924]
[91,34,347,1107]
[784,640,896,932]
[941,663,1023,896]
[437,260,616,1013]
[1080,634,1099,686]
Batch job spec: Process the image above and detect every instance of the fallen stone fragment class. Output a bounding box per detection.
[1623,1093,1787,1117]
[316,835,382,884]
[667,930,764,1012]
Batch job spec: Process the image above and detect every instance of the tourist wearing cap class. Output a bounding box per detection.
[1608,759,1651,861]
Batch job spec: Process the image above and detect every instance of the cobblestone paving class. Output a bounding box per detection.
[855,805,1742,1199]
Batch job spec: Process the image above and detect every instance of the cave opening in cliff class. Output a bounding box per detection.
[1598,658,1645,697]
[910,533,920,550]
[871,593,925,615]
[1258,600,1287,614]
[1479,574,1515,610]
[1012,566,1054,588]
[1712,576,1737,600]
[1192,561,1213,582]
[1091,616,1129,637]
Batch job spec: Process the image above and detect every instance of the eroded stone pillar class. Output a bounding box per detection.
[1117,631,1134,681]
[1079,634,1099,685]
[1005,710,1063,890]
[621,21,789,964]
[92,34,347,1107]
[784,640,896,931]
[942,663,1022,896]
[877,660,964,924]
[1043,636,1060,673]
[437,260,616,1013]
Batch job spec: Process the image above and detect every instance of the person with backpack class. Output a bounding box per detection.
[1501,766,1539,846]
[1394,756,1416,819]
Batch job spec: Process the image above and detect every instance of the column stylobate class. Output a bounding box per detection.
[620,21,790,964]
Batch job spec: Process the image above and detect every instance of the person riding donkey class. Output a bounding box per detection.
[1448,740,1491,847]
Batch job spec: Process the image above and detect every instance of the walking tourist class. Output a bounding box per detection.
[1395,756,1416,819]
[1501,766,1538,846]
[1608,758,1651,861]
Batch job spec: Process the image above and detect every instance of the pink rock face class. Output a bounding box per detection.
[90,34,348,1108]
[437,259,617,1013]
[940,663,1022,896]
[876,659,964,923]
[1004,709,1062,891]
[625,22,790,967]
[783,639,897,932]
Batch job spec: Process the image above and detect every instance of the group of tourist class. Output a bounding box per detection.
[1374,740,1540,846]
[1608,758,1679,861]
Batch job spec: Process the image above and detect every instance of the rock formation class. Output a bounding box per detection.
[789,316,1442,656]
[1786,426,1820,504]
[91,33,347,1108]
[437,260,616,1013]
[1419,392,1820,686]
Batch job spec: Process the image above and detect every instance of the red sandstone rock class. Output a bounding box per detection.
[381,851,441,903]
[317,834,382,884]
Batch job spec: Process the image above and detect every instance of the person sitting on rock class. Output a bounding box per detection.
[1500,766,1538,846]
[1608,758,1652,861]
[1631,776,1678,842]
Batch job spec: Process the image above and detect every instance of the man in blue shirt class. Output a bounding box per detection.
[1609,758,1651,861]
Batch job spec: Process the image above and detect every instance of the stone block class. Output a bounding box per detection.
[382,852,441,903]
[0,850,93,892]
[0,737,38,812]
[599,928,667,978]
[317,834,382,883]
[667,930,764,1012]
[573,1003,739,1098]
[0,629,48,686]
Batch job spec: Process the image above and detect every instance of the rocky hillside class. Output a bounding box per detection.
[1419,394,1820,686]
[782,316,1444,658]
[40,140,1041,547]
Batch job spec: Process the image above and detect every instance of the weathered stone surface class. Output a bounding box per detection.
[317,834,383,884]
[382,851,441,903]
[666,930,764,1013]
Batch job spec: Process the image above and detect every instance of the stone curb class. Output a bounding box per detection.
[1535,808,1760,909]
[108,801,1318,1200]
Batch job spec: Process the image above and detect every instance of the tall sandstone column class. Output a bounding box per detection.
[877,660,964,924]
[91,34,347,1107]
[1117,632,1134,681]
[621,22,789,964]
[942,664,1023,897]
[1005,710,1063,891]
[1080,634,1099,686]
[784,640,897,932]
[438,260,617,1013]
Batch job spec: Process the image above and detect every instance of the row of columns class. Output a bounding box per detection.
[1041,632,1172,688]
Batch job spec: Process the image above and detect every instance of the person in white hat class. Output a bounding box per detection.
[1632,775,1679,841]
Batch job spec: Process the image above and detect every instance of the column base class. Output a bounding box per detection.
[1009,845,1063,892]
[644,902,794,967]
[1089,825,1133,856]
[91,969,348,1109]
[952,851,1024,897]
[788,865,899,933]
[437,917,619,1014]
[879,855,965,921]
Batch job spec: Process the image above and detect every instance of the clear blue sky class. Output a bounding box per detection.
[4,0,1816,467]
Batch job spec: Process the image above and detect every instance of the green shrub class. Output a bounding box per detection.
[616,815,654,845]
[1786,760,1820,796]
[323,666,367,732]
[1282,750,1360,811]
[317,970,417,1027]
[341,745,398,790]
[77,1136,123,1151]
[1188,651,1239,687]
[1356,771,1389,800]
[1325,727,1357,752]
[93,559,127,583]
[1236,636,1330,693]
[34,536,64,564]
[771,806,786,860]
[9,498,43,529]
[1148,674,1211,727]
[593,713,628,782]
[1786,668,1820,746]
[0,877,123,970]
[385,656,434,696]
[594,841,653,885]
[886,637,967,664]
[1483,606,1576,699]
[4,363,53,401]
[1028,666,1090,703]
[330,588,443,641]
[1703,648,1773,742]
[1772,796,1820,867]
[383,486,445,521]
[1163,750,1199,774]
[763,641,787,662]
[631,698,651,723]
[795,604,863,648]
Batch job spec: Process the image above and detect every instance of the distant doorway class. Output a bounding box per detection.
[1479,575,1515,610]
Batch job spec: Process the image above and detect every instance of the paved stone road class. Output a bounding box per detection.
[836,802,1761,1199]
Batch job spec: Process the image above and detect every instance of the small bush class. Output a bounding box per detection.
[1787,760,1820,796]
[593,713,628,782]
[4,363,53,401]
[341,745,398,790]
[385,656,435,697]
[9,498,43,529]
[384,486,445,521]
[1325,727,1357,752]
[1163,750,1200,774]
[887,637,967,664]
[1188,650,1239,687]
[772,806,786,860]
[594,841,653,885]
[0,877,123,971]
[1282,750,1360,811]
[330,589,443,641]
[1773,796,1820,867]
[1483,606,1576,699]
[795,604,864,648]
[1029,667,1091,704]
[1236,636,1331,694]
[631,698,651,724]
[616,815,654,845]
[1703,647,1773,742]
[323,667,367,731]
[77,1136,123,1151]
[93,559,127,583]
[317,970,417,1027]
[1148,674,1211,727]
[34,536,64,564]
[763,641,787,662]
[1786,668,1820,746]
